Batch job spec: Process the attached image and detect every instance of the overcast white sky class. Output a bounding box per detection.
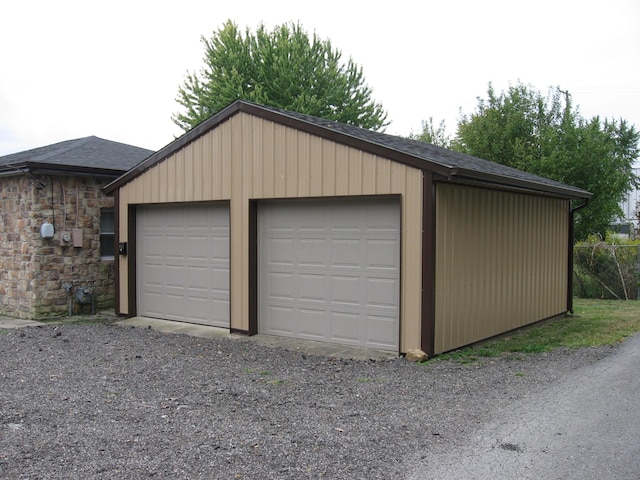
[1,0,638,157]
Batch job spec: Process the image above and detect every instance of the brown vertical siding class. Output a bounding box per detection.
[434,183,569,354]
[116,112,424,352]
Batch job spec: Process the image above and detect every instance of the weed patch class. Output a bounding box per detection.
[433,299,640,363]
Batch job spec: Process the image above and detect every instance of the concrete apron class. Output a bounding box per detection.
[117,317,399,362]
[0,317,43,329]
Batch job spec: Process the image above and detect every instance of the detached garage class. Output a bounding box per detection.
[105,101,590,355]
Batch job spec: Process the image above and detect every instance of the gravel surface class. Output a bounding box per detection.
[0,320,617,479]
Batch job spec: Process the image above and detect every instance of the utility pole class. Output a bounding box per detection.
[559,88,571,110]
[558,88,572,120]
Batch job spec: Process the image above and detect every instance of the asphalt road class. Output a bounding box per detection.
[409,333,640,479]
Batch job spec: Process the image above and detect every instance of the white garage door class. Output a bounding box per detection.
[259,198,400,351]
[137,203,229,327]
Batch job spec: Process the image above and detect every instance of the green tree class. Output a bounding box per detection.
[409,117,452,148]
[173,20,388,132]
[451,82,639,240]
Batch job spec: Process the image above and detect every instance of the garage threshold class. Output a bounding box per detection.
[117,317,399,361]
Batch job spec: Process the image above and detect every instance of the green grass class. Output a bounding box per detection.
[356,377,374,383]
[266,379,286,385]
[434,298,640,363]
[245,369,286,385]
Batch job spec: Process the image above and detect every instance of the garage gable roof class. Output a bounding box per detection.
[0,136,154,177]
[104,101,591,199]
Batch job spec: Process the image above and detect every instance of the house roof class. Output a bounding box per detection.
[0,136,154,177]
[104,101,592,199]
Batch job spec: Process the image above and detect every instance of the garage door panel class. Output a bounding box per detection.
[210,267,230,288]
[332,239,363,267]
[259,198,399,351]
[211,240,230,259]
[331,275,361,305]
[165,263,185,277]
[366,277,398,308]
[137,203,229,327]
[299,238,326,266]
[331,311,362,343]
[142,262,163,277]
[268,305,296,334]
[298,273,326,302]
[165,293,185,308]
[142,291,163,305]
[366,314,398,348]
[166,235,185,250]
[299,308,328,338]
[212,298,230,310]
[186,297,209,319]
[165,286,187,298]
[188,237,212,258]
[331,207,363,229]
[268,238,296,265]
[367,239,399,269]
[268,272,296,300]
[366,203,400,225]
[145,234,162,256]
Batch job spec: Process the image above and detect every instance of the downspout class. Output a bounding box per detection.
[113,189,121,315]
[567,198,590,314]
[50,177,56,231]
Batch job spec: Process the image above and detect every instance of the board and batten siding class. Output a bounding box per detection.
[434,183,569,354]
[117,112,424,352]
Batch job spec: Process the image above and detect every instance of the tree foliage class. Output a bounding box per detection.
[409,117,451,148]
[173,20,388,132]
[451,82,639,240]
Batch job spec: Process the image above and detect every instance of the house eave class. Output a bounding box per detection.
[447,168,593,200]
[0,161,125,179]
[103,101,456,194]
[102,100,593,200]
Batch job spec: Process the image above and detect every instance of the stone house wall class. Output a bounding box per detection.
[0,174,116,319]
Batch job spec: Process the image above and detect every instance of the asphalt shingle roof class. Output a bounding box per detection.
[0,136,153,173]
[105,100,591,199]
[256,103,591,198]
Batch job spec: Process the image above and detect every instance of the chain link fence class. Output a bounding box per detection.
[574,242,640,300]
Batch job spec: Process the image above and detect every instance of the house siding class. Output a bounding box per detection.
[0,175,116,319]
[434,183,569,354]
[116,112,425,352]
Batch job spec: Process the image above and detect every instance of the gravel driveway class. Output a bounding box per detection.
[0,321,616,479]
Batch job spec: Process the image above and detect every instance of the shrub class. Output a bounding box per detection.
[574,233,640,300]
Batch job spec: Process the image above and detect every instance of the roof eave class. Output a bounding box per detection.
[105,102,247,194]
[0,161,126,178]
[104,101,458,194]
[449,168,592,200]
[102,100,593,200]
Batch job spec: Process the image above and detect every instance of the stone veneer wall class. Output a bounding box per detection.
[0,174,115,319]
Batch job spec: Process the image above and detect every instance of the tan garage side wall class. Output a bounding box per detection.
[434,183,569,354]
[117,112,424,352]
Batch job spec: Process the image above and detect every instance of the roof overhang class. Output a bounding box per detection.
[103,101,457,195]
[103,100,593,201]
[445,168,592,200]
[0,161,125,179]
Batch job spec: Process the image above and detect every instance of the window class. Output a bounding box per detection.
[100,209,115,260]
